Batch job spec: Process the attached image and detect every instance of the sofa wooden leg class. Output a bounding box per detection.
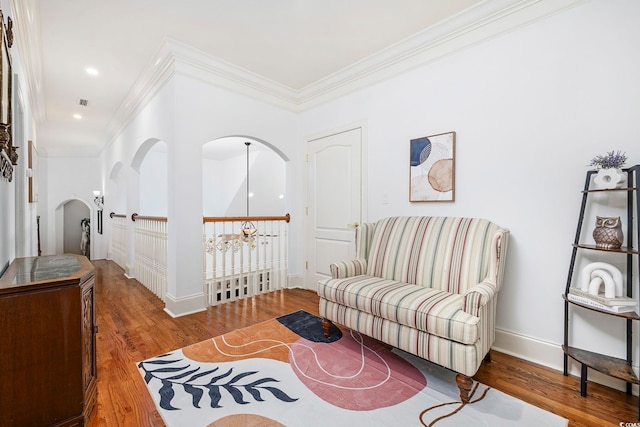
[455,374,473,403]
[321,317,332,338]
[484,351,491,363]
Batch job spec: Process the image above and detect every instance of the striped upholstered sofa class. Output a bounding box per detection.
[318,216,509,402]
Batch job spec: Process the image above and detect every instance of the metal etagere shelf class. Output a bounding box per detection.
[562,164,640,420]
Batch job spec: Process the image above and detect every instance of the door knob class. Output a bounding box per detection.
[347,222,359,228]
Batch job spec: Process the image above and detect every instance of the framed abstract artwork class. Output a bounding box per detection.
[409,131,455,202]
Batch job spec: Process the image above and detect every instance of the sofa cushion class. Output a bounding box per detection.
[319,301,484,376]
[365,217,499,294]
[318,275,480,345]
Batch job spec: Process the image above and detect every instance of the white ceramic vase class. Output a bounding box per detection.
[593,168,624,189]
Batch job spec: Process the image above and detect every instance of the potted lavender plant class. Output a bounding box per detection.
[589,150,627,189]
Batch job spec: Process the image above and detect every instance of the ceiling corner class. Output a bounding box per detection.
[10,0,46,123]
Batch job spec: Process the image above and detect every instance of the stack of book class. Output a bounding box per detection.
[568,287,637,313]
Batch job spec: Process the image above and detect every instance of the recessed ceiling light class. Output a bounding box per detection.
[85,67,99,76]
[73,114,82,119]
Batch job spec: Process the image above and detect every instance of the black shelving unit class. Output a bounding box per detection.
[563,164,640,419]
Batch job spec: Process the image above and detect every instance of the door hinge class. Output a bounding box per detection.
[306,207,309,215]
[305,261,308,270]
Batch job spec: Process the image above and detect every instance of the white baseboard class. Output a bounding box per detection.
[164,292,207,318]
[494,327,637,394]
[125,263,135,279]
[287,274,304,289]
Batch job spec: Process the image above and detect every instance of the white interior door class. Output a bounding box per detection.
[306,126,363,290]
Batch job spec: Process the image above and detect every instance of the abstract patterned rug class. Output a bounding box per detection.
[138,310,567,426]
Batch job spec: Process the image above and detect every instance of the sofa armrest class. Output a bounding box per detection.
[329,259,367,279]
[463,281,497,317]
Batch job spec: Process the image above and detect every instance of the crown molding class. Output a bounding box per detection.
[9,0,46,124]
[168,38,299,109]
[100,37,299,154]
[295,0,588,109]
[125,0,586,112]
[100,40,176,154]
[104,0,586,152]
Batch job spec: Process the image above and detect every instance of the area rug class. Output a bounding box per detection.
[138,310,567,426]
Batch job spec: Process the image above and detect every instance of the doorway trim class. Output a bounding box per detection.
[304,120,368,290]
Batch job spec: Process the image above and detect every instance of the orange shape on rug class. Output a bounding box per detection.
[183,318,302,363]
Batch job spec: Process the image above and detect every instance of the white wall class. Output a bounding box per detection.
[42,156,102,258]
[0,170,15,272]
[99,74,299,316]
[298,0,640,380]
[0,0,39,271]
[239,150,286,216]
[107,161,127,215]
[202,157,233,216]
[161,75,299,315]
[101,80,176,275]
[134,140,295,219]
[202,142,287,217]
[139,146,168,216]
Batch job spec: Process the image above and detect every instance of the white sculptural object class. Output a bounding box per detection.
[580,262,623,298]
[593,168,624,189]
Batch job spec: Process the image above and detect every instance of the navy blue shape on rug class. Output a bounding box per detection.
[277,310,342,343]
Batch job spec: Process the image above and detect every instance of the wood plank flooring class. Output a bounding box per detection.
[87,260,637,426]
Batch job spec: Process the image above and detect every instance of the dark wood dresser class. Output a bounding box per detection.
[0,254,97,427]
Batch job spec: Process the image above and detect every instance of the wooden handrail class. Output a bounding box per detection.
[131,213,168,222]
[122,213,289,223]
[203,213,290,223]
[109,212,126,219]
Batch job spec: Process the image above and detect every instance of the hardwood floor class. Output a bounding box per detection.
[87,260,637,426]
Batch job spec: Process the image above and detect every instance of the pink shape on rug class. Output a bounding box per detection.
[288,331,426,410]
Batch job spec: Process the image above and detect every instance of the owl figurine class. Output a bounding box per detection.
[592,216,623,249]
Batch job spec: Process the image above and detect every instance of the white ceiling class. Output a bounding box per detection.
[10,0,584,157]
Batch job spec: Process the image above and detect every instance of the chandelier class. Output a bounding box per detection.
[206,141,258,255]
[240,141,257,238]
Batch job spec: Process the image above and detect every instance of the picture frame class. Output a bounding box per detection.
[0,12,11,127]
[28,140,38,202]
[97,210,103,235]
[409,131,455,202]
[0,10,13,179]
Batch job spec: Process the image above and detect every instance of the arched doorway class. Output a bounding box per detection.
[132,138,168,217]
[202,136,287,217]
[55,199,92,258]
[201,135,289,305]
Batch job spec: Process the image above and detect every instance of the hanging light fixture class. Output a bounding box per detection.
[241,142,257,237]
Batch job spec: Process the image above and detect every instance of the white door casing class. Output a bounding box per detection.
[306,125,364,290]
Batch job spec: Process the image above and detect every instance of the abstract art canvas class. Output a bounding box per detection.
[410,131,455,202]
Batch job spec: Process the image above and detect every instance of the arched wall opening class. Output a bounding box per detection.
[133,139,168,216]
[108,161,127,214]
[54,198,93,259]
[202,136,288,217]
